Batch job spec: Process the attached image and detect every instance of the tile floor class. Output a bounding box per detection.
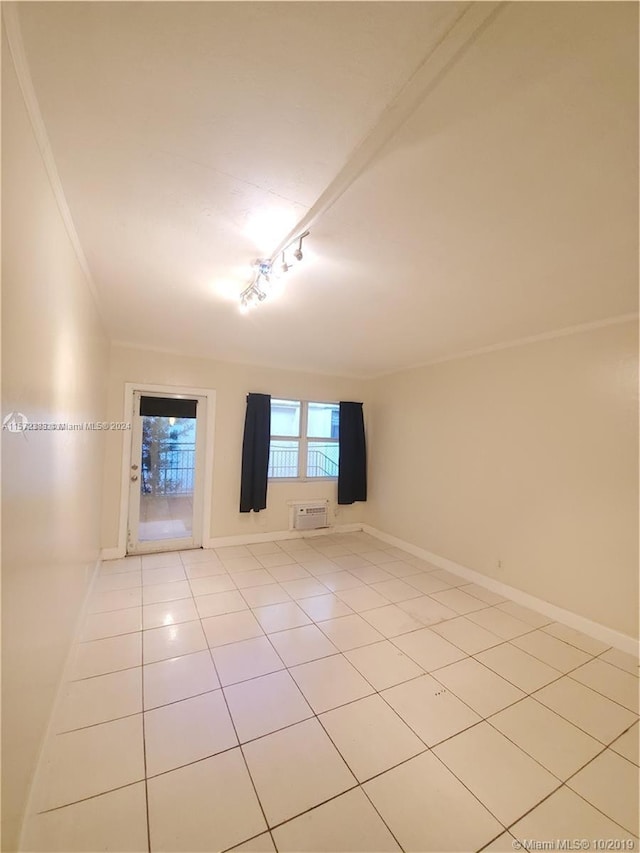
[21,532,639,852]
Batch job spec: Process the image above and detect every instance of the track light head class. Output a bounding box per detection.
[293,236,304,262]
[239,232,310,312]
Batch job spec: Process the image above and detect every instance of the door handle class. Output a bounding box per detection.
[131,474,139,482]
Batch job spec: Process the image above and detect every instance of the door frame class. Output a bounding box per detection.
[116,383,216,557]
[127,389,207,555]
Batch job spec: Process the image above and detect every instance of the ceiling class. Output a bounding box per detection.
[14,1,638,377]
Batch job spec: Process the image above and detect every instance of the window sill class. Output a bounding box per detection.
[268,477,338,483]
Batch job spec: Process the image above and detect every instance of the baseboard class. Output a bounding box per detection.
[102,523,366,557]
[204,522,364,549]
[101,546,126,560]
[18,552,103,850]
[101,524,365,557]
[364,525,639,657]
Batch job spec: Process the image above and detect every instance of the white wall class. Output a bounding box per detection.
[104,324,638,644]
[368,321,638,639]
[1,29,110,851]
[101,345,368,551]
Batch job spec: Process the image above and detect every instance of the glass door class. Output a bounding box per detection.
[127,392,206,553]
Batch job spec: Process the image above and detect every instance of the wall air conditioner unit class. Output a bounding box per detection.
[292,501,329,531]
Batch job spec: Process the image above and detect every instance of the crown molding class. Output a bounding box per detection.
[372,313,639,379]
[2,4,106,324]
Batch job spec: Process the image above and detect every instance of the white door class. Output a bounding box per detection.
[127,391,207,554]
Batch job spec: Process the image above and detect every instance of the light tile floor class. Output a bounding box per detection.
[21,532,639,852]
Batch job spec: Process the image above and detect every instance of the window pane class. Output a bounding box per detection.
[307,441,339,478]
[269,440,299,478]
[140,416,196,541]
[271,399,300,437]
[307,402,339,439]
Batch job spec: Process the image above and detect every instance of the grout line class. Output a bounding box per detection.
[312,631,519,843]
[278,622,508,843]
[480,669,632,748]
[140,631,152,853]
[426,746,517,834]
[44,534,639,844]
[607,722,640,768]
[86,601,143,615]
[70,603,634,729]
[591,647,639,677]
[56,708,144,736]
[256,782,362,840]
[357,786,407,852]
[561,672,639,716]
[65,663,144,684]
[540,625,612,657]
[499,782,567,840]
[35,779,147,816]
[477,830,515,851]
[571,785,639,840]
[207,543,419,848]
[561,740,629,788]
[220,641,407,850]
[75,581,626,704]
[125,742,246,785]
[480,704,602,788]
[426,651,635,843]
[220,829,276,853]
[529,659,640,719]
[502,774,638,842]
[58,666,298,734]
[204,644,278,851]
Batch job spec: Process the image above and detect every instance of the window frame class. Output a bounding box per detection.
[269,399,339,482]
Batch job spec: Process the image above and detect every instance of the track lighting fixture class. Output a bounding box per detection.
[238,231,309,312]
[239,258,271,312]
[280,252,291,275]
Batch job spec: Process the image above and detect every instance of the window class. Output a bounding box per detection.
[269,399,339,479]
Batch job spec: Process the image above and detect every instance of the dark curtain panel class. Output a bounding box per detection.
[240,393,271,513]
[338,401,367,505]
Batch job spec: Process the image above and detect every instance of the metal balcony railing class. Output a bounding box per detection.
[308,448,338,477]
[142,442,195,495]
[269,446,338,478]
